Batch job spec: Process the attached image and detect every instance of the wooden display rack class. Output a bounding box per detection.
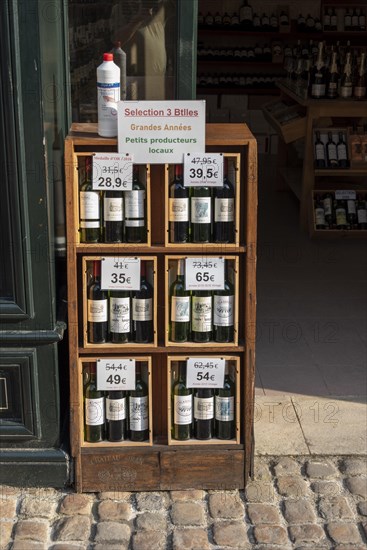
[65,123,257,492]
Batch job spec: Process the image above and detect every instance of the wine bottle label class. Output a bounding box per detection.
[336,208,347,225]
[169,198,189,222]
[85,397,105,426]
[132,298,153,321]
[174,395,193,425]
[328,82,337,91]
[280,14,288,24]
[80,221,100,228]
[360,15,366,26]
[315,143,325,159]
[354,87,366,98]
[124,190,145,218]
[104,197,123,222]
[312,84,326,97]
[315,208,326,225]
[352,15,359,25]
[215,396,234,421]
[88,299,108,322]
[340,85,352,98]
[347,200,356,215]
[215,198,234,222]
[214,295,234,326]
[191,197,211,224]
[192,296,212,332]
[129,396,148,430]
[336,145,347,160]
[109,297,130,333]
[171,296,190,322]
[331,15,337,25]
[125,219,145,227]
[80,191,100,219]
[240,7,252,20]
[345,15,351,25]
[357,208,367,223]
[324,14,330,25]
[106,397,126,421]
[328,144,337,160]
[323,198,332,216]
[194,396,214,420]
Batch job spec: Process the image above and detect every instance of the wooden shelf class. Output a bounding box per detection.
[315,169,367,177]
[198,25,367,40]
[197,59,284,67]
[277,81,367,107]
[79,344,246,355]
[197,87,280,95]
[75,244,247,254]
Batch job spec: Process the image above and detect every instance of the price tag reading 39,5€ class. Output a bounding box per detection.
[184,153,223,187]
[92,153,133,191]
[101,257,141,291]
[185,257,225,290]
[97,359,136,391]
[186,358,225,388]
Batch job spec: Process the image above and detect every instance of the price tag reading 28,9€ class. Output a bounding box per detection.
[186,357,225,388]
[92,153,133,191]
[97,359,136,391]
[101,257,141,291]
[185,257,225,291]
[184,153,223,187]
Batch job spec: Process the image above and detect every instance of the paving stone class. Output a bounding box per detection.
[0,522,14,549]
[209,493,245,518]
[340,458,367,476]
[132,531,166,550]
[326,523,362,544]
[213,520,249,547]
[311,480,342,497]
[253,460,272,481]
[25,488,58,498]
[289,524,326,544]
[59,494,92,516]
[170,501,205,526]
[94,521,131,544]
[98,491,131,500]
[170,490,205,501]
[14,520,48,542]
[345,477,367,499]
[283,500,316,524]
[13,542,47,550]
[318,496,354,521]
[98,500,132,521]
[0,498,17,518]
[21,496,56,519]
[358,501,367,516]
[50,545,86,550]
[245,481,275,502]
[0,486,19,498]
[135,492,169,511]
[54,516,91,541]
[253,525,288,545]
[135,512,167,531]
[173,528,210,550]
[361,522,367,538]
[276,476,308,498]
[94,546,125,550]
[274,457,300,477]
[247,503,281,524]
[306,460,338,479]
[334,546,367,550]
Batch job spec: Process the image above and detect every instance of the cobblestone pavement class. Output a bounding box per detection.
[0,456,366,550]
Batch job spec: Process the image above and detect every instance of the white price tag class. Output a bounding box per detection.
[335,190,356,201]
[101,257,141,290]
[92,153,133,190]
[186,357,225,388]
[184,153,223,187]
[185,257,225,290]
[97,359,136,391]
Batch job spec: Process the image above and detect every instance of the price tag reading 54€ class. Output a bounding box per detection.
[92,153,133,190]
[186,357,225,388]
[184,153,223,187]
[101,257,141,290]
[97,359,136,391]
[185,257,225,290]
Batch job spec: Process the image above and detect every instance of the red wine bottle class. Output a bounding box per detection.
[103,190,124,242]
[87,261,108,343]
[79,157,101,243]
[169,164,189,243]
[132,262,154,343]
[194,388,214,440]
[215,363,235,439]
[124,166,146,243]
[106,390,127,441]
[109,289,131,343]
[214,158,235,243]
[84,363,105,442]
[129,362,149,441]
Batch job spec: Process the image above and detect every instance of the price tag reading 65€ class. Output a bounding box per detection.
[97,359,136,391]
[101,257,141,290]
[92,153,133,191]
[185,257,225,290]
[184,153,223,187]
[186,357,225,388]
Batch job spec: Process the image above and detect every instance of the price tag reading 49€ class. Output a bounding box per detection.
[92,153,133,191]
[184,153,223,187]
[186,357,225,388]
[185,257,225,290]
[101,257,141,290]
[97,359,136,391]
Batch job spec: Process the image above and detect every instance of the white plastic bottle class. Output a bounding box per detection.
[111,41,127,101]
[97,53,120,137]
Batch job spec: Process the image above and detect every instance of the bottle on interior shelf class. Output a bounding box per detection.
[223,12,231,26]
[239,0,253,29]
[106,389,127,442]
[297,13,306,31]
[314,194,327,229]
[340,52,353,99]
[169,164,189,243]
[169,259,191,343]
[323,8,331,31]
[326,132,338,168]
[359,8,366,31]
[129,362,149,441]
[84,363,105,443]
[213,263,235,343]
[204,12,214,26]
[323,193,333,227]
[172,361,193,441]
[190,185,212,243]
[357,195,367,229]
[335,199,348,230]
[79,156,101,243]
[124,166,146,243]
[344,9,352,31]
[279,10,289,28]
[310,42,326,99]
[346,197,357,227]
[215,363,235,439]
[314,131,326,168]
[132,262,154,344]
[109,289,131,343]
[103,189,124,242]
[336,132,349,168]
[194,388,214,440]
[214,12,222,26]
[191,289,212,343]
[330,8,338,31]
[306,13,315,31]
[213,158,235,243]
[87,261,108,344]
[231,12,240,26]
[352,8,359,31]
[261,12,270,31]
[326,51,339,99]
[354,52,366,100]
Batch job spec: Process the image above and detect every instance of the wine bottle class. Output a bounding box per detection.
[215,363,235,439]
[223,12,231,26]
[84,362,105,442]
[306,13,315,31]
[352,8,359,31]
[80,157,101,243]
[347,198,357,227]
[357,195,367,229]
[103,190,124,242]
[204,12,214,26]
[279,10,289,27]
[326,132,338,168]
[129,362,149,441]
[323,192,333,227]
[336,132,349,168]
[314,131,326,168]
[109,289,131,343]
[214,12,222,26]
[172,362,192,441]
[310,42,326,98]
[169,164,189,243]
[344,9,352,31]
[213,264,234,342]
[239,0,253,29]
[330,8,337,31]
[314,194,327,229]
[340,52,353,99]
[194,388,214,440]
[336,199,348,229]
[190,186,212,243]
[132,262,154,343]
[169,259,190,343]
[191,290,212,343]
[124,166,146,243]
[106,390,127,441]
[297,13,306,31]
[359,9,366,31]
[326,52,339,99]
[213,159,235,243]
[261,13,270,31]
[323,8,331,31]
[87,261,108,344]
[354,52,366,100]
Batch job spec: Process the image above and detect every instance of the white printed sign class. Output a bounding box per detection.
[92,153,133,190]
[335,190,356,200]
[185,257,225,290]
[101,257,141,290]
[186,357,225,388]
[184,153,223,187]
[97,359,136,391]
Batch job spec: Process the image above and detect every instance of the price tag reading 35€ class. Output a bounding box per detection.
[186,357,225,388]
[92,153,133,191]
[101,257,141,291]
[184,153,223,187]
[185,257,225,290]
[97,359,136,391]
